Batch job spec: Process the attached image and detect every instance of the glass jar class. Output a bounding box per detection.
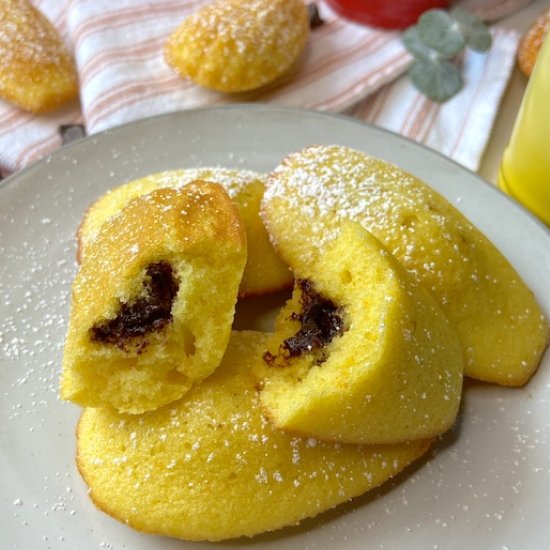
[498,34,550,225]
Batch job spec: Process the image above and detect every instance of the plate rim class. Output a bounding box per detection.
[1,103,548,240]
[2,102,550,549]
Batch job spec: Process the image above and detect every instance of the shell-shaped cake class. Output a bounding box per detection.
[262,145,549,386]
[257,222,464,444]
[62,182,247,414]
[77,168,292,297]
[164,0,309,92]
[76,331,431,541]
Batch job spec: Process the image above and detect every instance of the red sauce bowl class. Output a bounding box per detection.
[324,0,450,29]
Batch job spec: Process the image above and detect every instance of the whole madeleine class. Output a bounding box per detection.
[164,0,309,93]
[261,145,550,387]
[0,0,78,113]
[77,331,431,541]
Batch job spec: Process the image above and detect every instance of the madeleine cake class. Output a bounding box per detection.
[78,168,292,298]
[256,222,463,444]
[0,0,78,112]
[261,145,549,386]
[164,0,309,92]
[76,331,431,541]
[62,182,247,414]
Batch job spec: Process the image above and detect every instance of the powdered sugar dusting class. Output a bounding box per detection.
[82,167,262,244]
[1,104,550,548]
[264,144,469,285]
[0,1,77,112]
[165,0,308,92]
[263,144,549,384]
[0,3,67,71]
[0,174,86,546]
[170,166,262,199]
[76,331,427,540]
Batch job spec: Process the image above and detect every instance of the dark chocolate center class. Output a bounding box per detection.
[90,261,179,351]
[265,279,345,365]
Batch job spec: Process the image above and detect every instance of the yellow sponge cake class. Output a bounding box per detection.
[78,168,292,298]
[256,222,463,444]
[0,0,78,113]
[76,331,431,541]
[164,0,309,93]
[61,182,247,414]
[261,145,549,386]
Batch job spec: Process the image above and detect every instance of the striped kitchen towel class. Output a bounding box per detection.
[0,0,526,176]
[352,27,519,170]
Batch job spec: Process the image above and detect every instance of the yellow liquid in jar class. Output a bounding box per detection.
[498,35,550,225]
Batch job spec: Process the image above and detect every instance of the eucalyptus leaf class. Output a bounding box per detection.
[402,27,440,62]
[450,7,492,51]
[464,23,492,51]
[450,7,478,27]
[403,7,492,102]
[409,59,463,102]
[417,9,465,59]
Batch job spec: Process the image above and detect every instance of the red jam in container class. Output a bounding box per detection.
[324,0,449,29]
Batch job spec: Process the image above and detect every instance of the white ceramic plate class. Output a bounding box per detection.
[1,105,549,550]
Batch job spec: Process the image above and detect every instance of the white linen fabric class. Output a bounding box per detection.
[0,0,524,176]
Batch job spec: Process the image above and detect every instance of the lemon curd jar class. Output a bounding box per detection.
[498,34,550,225]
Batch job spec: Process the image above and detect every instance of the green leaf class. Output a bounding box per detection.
[409,59,463,102]
[402,26,441,62]
[450,7,481,27]
[465,23,492,51]
[403,7,491,102]
[417,9,465,59]
[450,7,478,26]
[450,7,492,51]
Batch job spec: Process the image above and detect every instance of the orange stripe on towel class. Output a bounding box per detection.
[79,35,168,87]
[71,0,191,50]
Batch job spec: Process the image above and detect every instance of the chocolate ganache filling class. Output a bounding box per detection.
[91,261,179,350]
[265,279,345,364]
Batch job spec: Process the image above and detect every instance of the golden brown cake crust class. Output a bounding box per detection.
[164,0,309,93]
[261,145,550,386]
[517,8,550,77]
[62,181,247,414]
[76,168,292,298]
[0,0,78,113]
[76,331,431,541]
